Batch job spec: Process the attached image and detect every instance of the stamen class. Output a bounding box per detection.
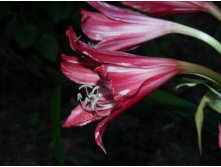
[91,98,100,111]
[79,85,93,97]
[77,93,82,101]
[77,84,113,116]
[84,97,90,104]
[89,86,100,96]
[78,85,93,90]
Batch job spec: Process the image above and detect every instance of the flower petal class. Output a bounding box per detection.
[94,66,181,152]
[96,64,182,101]
[63,104,111,127]
[84,2,172,51]
[66,27,178,68]
[87,1,151,24]
[60,54,100,85]
[81,9,140,41]
[121,1,213,17]
[94,30,168,51]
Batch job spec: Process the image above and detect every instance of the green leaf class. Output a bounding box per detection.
[176,77,221,97]
[207,85,221,97]
[208,98,221,114]
[176,78,208,89]
[195,94,209,154]
[148,90,219,135]
[35,33,59,62]
[6,20,38,49]
[148,89,220,153]
[176,82,198,89]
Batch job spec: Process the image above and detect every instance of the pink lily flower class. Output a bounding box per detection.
[81,2,221,54]
[82,1,174,51]
[121,1,221,18]
[61,27,183,153]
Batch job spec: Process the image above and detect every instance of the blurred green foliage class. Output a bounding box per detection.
[0,2,86,64]
[6,20,39,49]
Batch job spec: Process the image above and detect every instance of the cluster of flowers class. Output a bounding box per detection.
[60,1,221,153]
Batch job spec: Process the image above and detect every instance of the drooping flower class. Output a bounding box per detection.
[81,1,221,54]
[61,27,184,152]
[82,1,174,51]
[121,1,221,19]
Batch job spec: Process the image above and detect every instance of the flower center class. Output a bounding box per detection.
[77,85,115,116]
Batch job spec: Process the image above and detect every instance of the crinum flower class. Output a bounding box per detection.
[61,27,183,153]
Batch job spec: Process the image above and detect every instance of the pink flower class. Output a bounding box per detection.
[121,1,220,17]
[219,124,221,148]
[81,2,221,54]
[61,27,183,153]
[81,1,174,51]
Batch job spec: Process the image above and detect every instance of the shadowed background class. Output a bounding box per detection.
[0,1,221,165]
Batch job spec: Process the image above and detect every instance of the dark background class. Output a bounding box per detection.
[0,1,221,165]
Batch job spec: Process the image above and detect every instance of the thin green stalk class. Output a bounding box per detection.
[172,23,221,55]
[179,61,221,85]
[50,84,64,165]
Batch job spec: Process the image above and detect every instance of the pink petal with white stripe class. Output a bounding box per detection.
[96,64,181,100]
[95,67,181,152]
[60,54,100,85]
[82,2,172,51]
[66,27,178,68]
[87,1,151,24]
[121,1,216,17]
[63,105,110,127]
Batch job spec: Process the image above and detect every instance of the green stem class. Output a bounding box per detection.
[50,84,64,165]
[172,23,221,55]
[179,61,221,85]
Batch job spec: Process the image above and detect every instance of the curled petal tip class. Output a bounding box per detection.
[97,140,107,154]
[98,141,107,154]
[95,131,107,154]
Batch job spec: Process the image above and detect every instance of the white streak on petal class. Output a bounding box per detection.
[95,34,101,40]
[119,89,130,95]
[70,107,82,117]
[120,63,131,66]
[107,66,133,73]
[95,131,100,138]
[79,120,92,126]
[82,51,90,56]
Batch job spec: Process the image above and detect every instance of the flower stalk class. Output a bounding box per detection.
[179,61,221,85]
[173,23,221,55]
[50,84,64,165]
